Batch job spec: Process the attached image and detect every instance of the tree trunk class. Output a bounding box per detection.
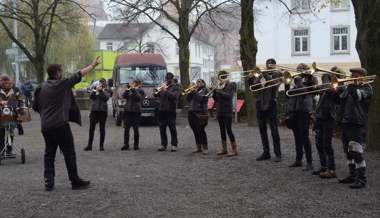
[351,0,380,150]
[240,0,258,126]
[178,39,191,88]
[33,56,45,83]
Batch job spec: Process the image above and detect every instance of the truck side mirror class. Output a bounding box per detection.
[108,78,114,87]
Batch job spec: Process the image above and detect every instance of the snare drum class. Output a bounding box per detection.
[17,107,32,123]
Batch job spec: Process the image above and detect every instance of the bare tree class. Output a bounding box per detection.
[0,0,89,82]
[110,0,234,89]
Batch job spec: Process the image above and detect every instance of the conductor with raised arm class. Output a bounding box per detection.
[33,57,101,191]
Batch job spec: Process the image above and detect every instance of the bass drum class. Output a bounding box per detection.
[0,106,16,122]
[17,107,32,123]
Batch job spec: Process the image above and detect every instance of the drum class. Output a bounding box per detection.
[0,106,16,121]
[17,107,32,123]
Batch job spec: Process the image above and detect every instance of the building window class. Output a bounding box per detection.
[292,29,310,56]
[106,42,113,51]
[331,0,350,11]
[291,0,310,12]
[331,26,350,54]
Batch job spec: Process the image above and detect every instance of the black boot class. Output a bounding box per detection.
[84,145,92,151]
[44,178,54,191]
[99,144,104,151]
[193,144,202,153]
[71,178,90,190]
[339,164,356,184]
[133,144,139,150]
[350,167,367,189]
[256,153,271,161]
[289,160,302,168]
[121,145,129,151]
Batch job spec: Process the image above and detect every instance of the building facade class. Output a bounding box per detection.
[255,0,359,71]
[97,18,216,84]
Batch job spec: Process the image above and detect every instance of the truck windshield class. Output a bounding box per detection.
[119,66,166,86]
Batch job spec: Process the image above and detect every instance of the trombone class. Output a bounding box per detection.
[286,75,377,97]
[217,67,280,81]
[311,62,348,78]
[249,77,283,92]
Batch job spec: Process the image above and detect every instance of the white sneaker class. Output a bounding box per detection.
[202,150,208,155]
[171,146,177,152]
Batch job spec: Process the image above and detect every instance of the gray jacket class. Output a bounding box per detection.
[213,82,237,115]
[154,83,180,112]
[35,72,82,132]
[123,88,145,113]
[338,84,372,126]
[187,87,209,113]
[90,89,110,112]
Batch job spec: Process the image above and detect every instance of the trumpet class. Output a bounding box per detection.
[153,82,168,95]
[286,75,376,97]
[125,83,139,91]
[93,84,105,93]
[181,84,198,95]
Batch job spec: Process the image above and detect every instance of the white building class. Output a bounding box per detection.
[97,18,216,84]
[254,0,360,70]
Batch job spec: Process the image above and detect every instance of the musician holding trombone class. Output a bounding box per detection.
[213,71,238,157]
[248,58,282,162]
[84,78,110,151]
[312,70,341,178]
[154,72,180,152]
[286,63,318,171]
[184,79,209,154]
[337,68,373,189]
[121,80,145,151]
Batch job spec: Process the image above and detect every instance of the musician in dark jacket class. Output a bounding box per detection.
[0,75,24,156]
[154,72,180,152]
[286,63,317,171]
[213,71,238,157]
[313,73,339,178]
[249,59,282,162]
[121,80,145,151]
[187,79,209,155]
[84,78,110,151]
[337,68,372,189]
[33,57,100,191]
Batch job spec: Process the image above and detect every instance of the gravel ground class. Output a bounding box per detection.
[0,111,379,218]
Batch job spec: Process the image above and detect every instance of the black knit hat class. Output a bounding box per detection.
[350,67,367,76]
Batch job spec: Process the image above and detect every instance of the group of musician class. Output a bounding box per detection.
[29,56,374,191]
[82,58,373,190]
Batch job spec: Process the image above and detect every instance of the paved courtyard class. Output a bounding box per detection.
[1,111,380,218]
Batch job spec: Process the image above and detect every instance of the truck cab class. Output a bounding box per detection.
[110,53,166,125]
